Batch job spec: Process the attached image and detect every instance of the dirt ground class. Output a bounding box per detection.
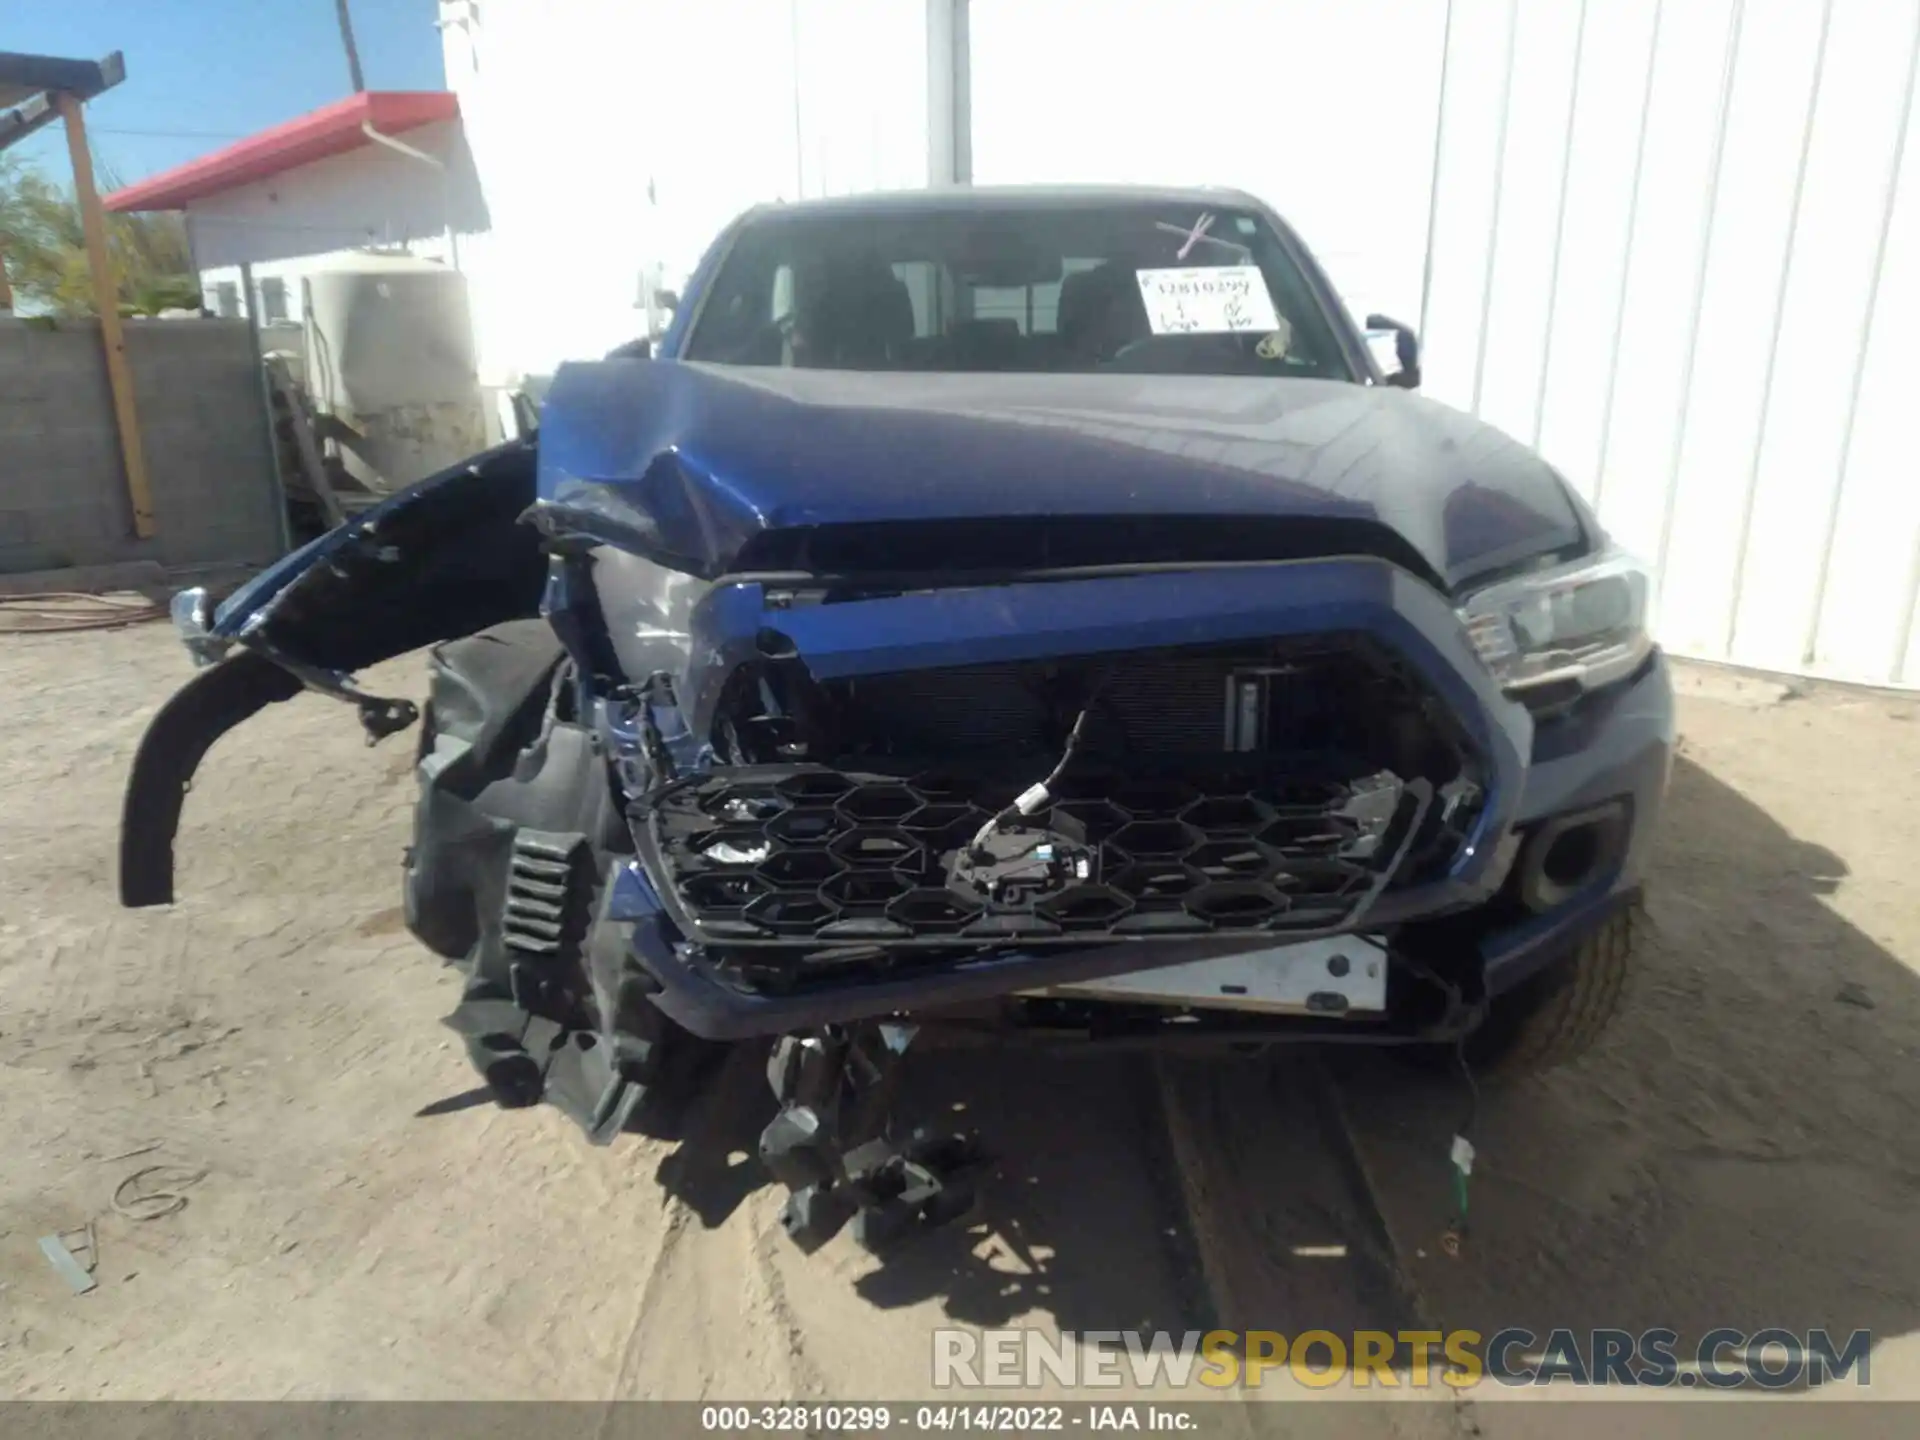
[2,626,1918,1430]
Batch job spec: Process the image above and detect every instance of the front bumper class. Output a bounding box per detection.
[1477,650,1674,993]
[610,559,1675,1041]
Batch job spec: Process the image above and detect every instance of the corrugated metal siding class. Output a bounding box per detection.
[966,0,1448,333]
[1424,0,1920,685]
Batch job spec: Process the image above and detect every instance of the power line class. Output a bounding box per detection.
[92,127,248,140]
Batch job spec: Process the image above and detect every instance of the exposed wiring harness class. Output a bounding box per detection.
[966,697,1097,859]
[1394,951,1481,1257]
[1444,1040,1479,1256]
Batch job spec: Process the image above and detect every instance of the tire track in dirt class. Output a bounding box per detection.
[1151,1054,1466,1434]
[601,1041,836,1401]
[603,1059,749,1400]
[595,1041,1424,1407]
[1155,1055,1419,1338]
[600,1039,1221,1401]
[603,1193,702,1398]
[749,1198,833,1400]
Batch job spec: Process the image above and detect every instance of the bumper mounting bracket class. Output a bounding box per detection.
[758,1022,985,1252]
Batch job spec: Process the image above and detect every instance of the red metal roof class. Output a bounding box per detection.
[103,90,460,212]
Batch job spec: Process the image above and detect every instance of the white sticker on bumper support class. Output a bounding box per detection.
[1135,265,1281,336]
[1029,935,1389,1015]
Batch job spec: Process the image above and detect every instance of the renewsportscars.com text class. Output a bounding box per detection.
[931,1327,1872,1390]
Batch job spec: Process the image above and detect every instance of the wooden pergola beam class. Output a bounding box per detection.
[58,90,155,538]
[0,52,122,154]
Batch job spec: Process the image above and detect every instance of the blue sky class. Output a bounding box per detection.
[5,0,443,189]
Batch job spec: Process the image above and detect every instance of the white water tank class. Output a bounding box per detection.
[300,251,487,491]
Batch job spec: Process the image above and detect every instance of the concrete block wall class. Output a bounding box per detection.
[0,316,284,577]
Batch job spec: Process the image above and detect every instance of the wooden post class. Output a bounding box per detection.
[59,91,156,538]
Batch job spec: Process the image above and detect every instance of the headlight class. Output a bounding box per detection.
[1457,548,1652,694]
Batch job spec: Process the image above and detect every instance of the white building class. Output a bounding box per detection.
[107,89,469,322]
[107,0,1920,689]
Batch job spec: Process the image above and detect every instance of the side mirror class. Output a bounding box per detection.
[639,274,681,342]
[1364,313,1421,389]
[508,389,540,438]
[646,291,681,343]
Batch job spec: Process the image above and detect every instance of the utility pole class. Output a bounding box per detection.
[335,0,366,93]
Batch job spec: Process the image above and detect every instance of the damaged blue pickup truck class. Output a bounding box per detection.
[121,186,1672,1250]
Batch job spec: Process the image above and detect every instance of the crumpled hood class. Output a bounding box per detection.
[536,361,1589,591]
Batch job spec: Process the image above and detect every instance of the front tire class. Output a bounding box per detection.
[1468,902,1638,1076]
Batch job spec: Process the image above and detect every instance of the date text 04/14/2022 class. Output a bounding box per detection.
[698,1405,1200,1432]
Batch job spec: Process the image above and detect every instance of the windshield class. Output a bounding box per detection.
[681,201,1358,381]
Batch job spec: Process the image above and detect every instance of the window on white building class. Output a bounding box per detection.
[258,277,289,324]
[211,282,240,319]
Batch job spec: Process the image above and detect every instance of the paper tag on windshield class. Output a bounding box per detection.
[1135,265,1280,336]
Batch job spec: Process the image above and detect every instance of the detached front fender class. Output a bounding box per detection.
[201,438,548,673]
[119,439,550,909]
[120,651,304,907]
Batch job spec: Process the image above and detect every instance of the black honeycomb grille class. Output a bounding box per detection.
[643,762,1430,949]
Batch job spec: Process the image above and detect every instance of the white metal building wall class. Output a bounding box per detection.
[1422,0,1920,686]
[439,0,934,386]
[966,0,1449,333]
